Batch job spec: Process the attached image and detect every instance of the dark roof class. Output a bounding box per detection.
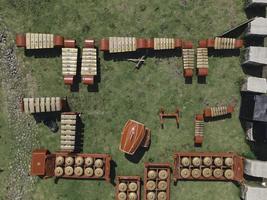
[253,122,267,142]
[240,94,267,122]
[253,95,267,122]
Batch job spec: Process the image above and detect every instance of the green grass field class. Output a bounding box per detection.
[0,0,255,199]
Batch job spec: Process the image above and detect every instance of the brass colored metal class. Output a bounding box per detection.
[225,157,234,167]
[84,157,94,166]
[214,157,223,167]
[94,168,104,177]
[158,191,167,200]
[74,167,83,176]
[64,166,74,176]
[192,169,201,178]
[147,170,157,179]
[118,192,127,200]
[192,157,202,167]
[213,169,223,178]
[224,169,234,179]
[158,181,167,190]
[203,157,212,166]
[158,170,168,180]
[202,168,212,178]
[55,156,64,166]
[128,192,137,200]
[128,182,138,192]
[65,157,74,166]
[146,192,156,200]
[94,159,104,168]
[54,167,63,177]
[75,156,84,166]
[146,180,156,190]
[84,167,94,177]
[118,183,127,192]
[180,168,191,178]
[181,157,191,167]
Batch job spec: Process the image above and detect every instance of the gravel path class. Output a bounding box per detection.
[0,20,39,200]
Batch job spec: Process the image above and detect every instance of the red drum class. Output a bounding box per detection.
[207,39,215,48]
[197,68,208,76]
[182,41,193,49]
[64,39,76,48]
[54,35,64,47]
[235,40,244,48]
[136,38,147,49]
[174,39,182,48]
[84,39,95,48]
[198,40,207,48]
[146,38,154,49]
[82,76,94,85]
[99,38,109,51]
[16,34,26,47]
[64,76,74,85]
[184,69,193,77]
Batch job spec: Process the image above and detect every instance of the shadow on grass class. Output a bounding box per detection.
[204,113,232,122]
[197,76,206,84]
[24,48,61,58]
[194,143,202,148]
[124,147,147,164]
[31,96,72,129]
[249,122,267,160]
[69,47,82,92]
[244,174,263,182]
[241,64,263,77]
[86,52,100,92]
[70,75,80,92]
[103,49,181,61]
[174,179,241,186]
[75,115,85,153]
[33,112,61,133]
[25,46,101,92]
[208,49,240,57]
[110,160,118,186]
[87,47,101,92]
[184,77,192,84]
[239,117,267,161]
[243,37,265,47]
[218,19,252,38]
[160,118,180,129]
[245,5,266,19]
[246,140,267,161]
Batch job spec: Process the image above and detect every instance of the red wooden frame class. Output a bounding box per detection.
[30,149,112,182]
[173,152,244,183]
[144,163,171,200]
[115,176,141,200]
[159,108,180,129]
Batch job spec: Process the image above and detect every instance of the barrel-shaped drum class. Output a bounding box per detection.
[54,35,64,47]
[16,34,26,47]
[146,180,156,190]
[146,38,154,49]
[136,38,147,49]
[100,38,109,51]
[181,157,191,167]
[147,170,157,179]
